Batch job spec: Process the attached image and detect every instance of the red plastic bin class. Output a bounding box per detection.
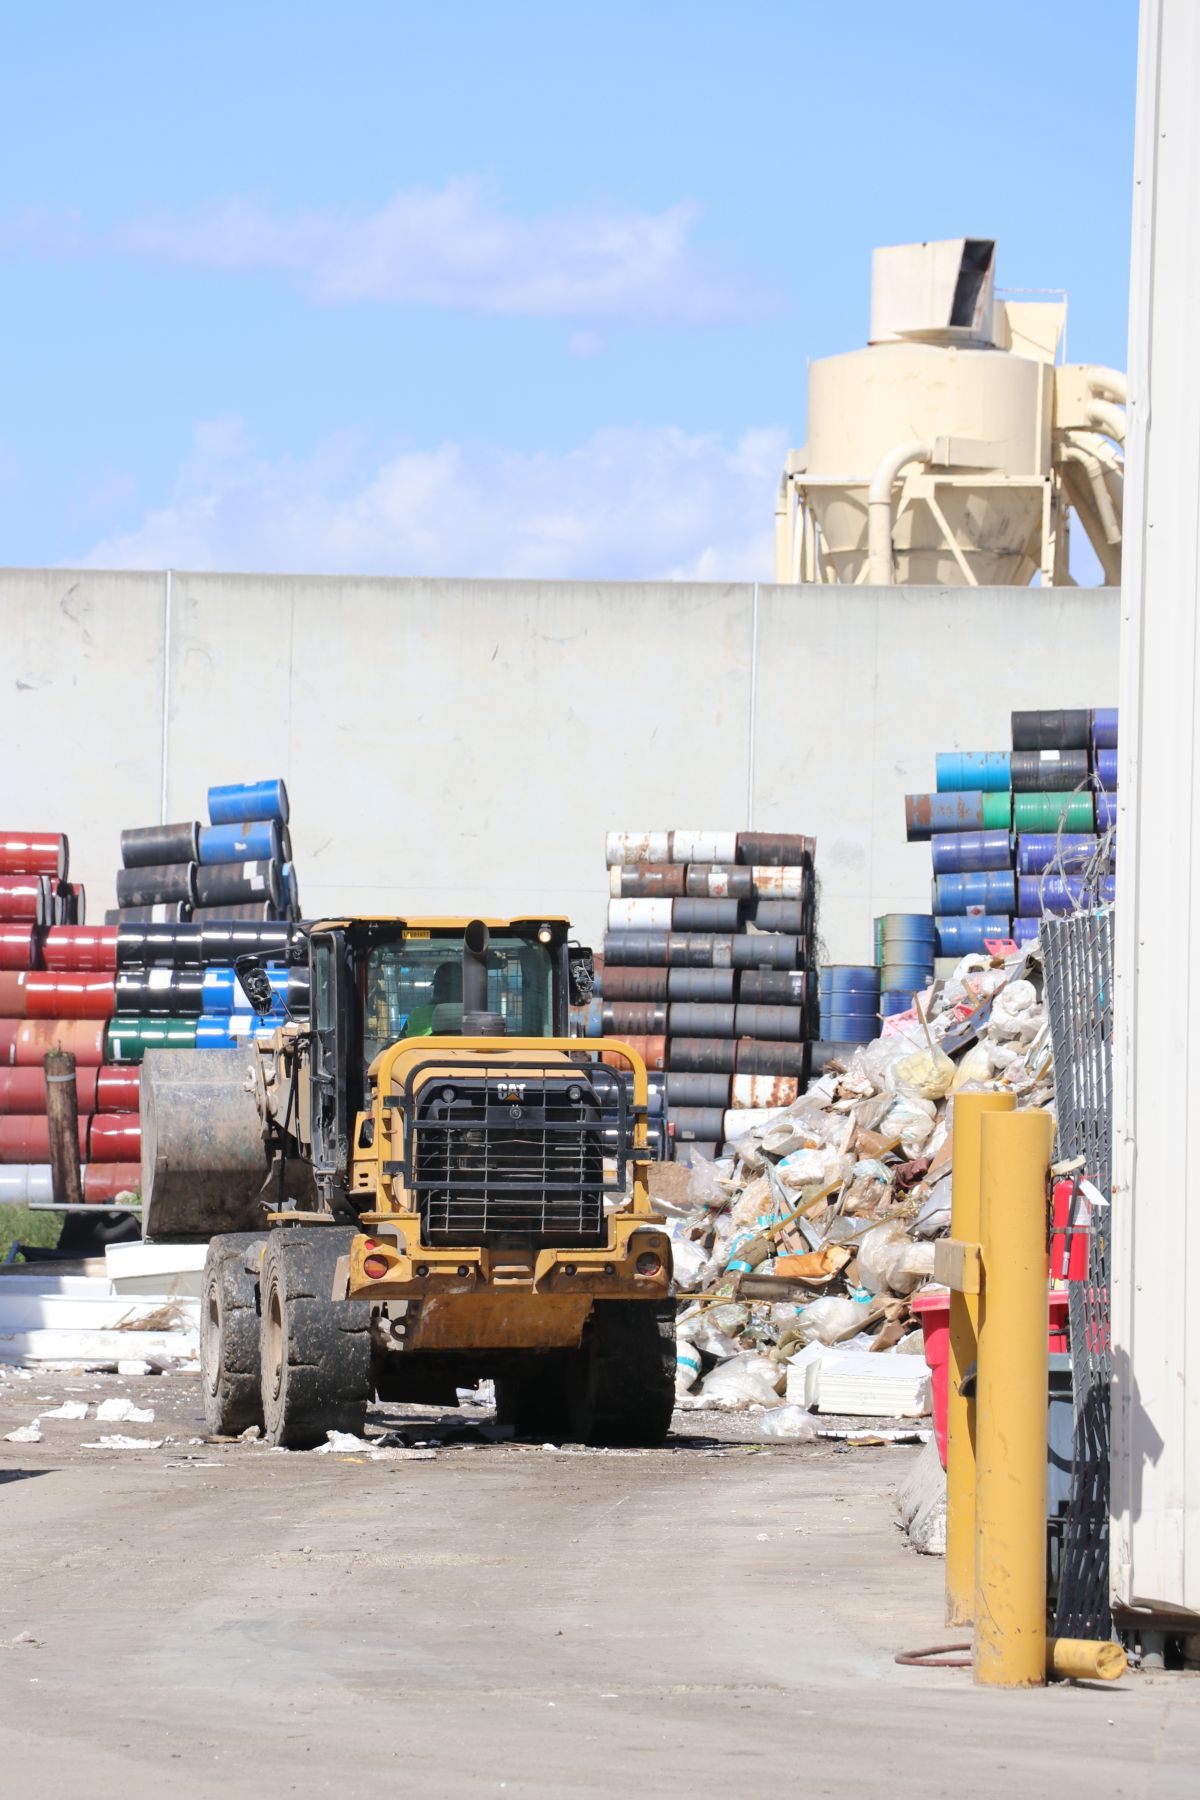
[911,1286,1070,1468]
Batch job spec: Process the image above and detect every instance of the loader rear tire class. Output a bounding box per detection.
[566,1300,676,1448]
[260,1229,371,1449]
[201,1232,265,1436]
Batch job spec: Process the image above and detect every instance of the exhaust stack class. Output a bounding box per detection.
[462,919,505,1035]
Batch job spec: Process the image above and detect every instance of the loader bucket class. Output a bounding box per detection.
[140,1047,313,1241]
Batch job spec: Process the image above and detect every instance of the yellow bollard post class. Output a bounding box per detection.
[945,1089,1015,1628]
[974,1108,1054,1688]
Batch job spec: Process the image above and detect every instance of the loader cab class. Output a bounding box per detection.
[305,917,592,1195]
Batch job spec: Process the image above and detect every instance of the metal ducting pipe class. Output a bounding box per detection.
[1058,439,1122,545]
[461,919,505,1035]
[1086,399,1126,445]
[1079,365,1128,405]
[867,439,933,583]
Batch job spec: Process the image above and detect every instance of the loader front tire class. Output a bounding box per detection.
[260,1229,371,1449]
[566,1300,676,1448]
[201,1232,265,1436]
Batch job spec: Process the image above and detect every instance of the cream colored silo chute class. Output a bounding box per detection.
[775,238,1124,587]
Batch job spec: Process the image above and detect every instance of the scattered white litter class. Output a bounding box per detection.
[116,1360,153,1377]
[81,1435,166,1450]
[96,1398,155,1424]
[39,1401,89,1421]
[317,1431,372,1454]
[3,1421,42,1443]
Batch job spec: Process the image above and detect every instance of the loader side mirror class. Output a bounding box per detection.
[567,944,595,1007]
[234,953,278,1017]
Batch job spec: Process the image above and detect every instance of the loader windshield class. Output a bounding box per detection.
[363,932,553,1064]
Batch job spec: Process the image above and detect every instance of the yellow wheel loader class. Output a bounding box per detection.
[140,918,674,1449]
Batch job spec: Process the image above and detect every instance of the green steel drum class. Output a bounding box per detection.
[1012,791,1095,833]
[981,792,1013,830]
[106,1014,199,1064]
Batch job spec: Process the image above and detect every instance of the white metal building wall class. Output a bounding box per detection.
[1111,0,1200,1622]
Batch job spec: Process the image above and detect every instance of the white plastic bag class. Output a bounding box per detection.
[791,1296,874,1346]
[698,1352,784,1410]
[757,1404,818,1441]
[675,1335,702,1395]
[857,1221,937,1297]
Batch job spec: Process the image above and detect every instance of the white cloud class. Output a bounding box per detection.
[80,417,786,581]
[107,179,767,323]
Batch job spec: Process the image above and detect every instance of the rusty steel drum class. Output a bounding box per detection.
[594,965,669,1002]
[667,1037,738,1073]
[0,875,53,924]
[665,1071,731,1107]
[730,934,802,971]
[670,897,743,933]
[666,966,736,1003]
[683,864,753,899]
[668,1002,737,1038]
[12,1019,108,1067]
[601,1001,667,1036]
[734,1038,807,1075]
[603,932,735,969]
[0,926,37,972]
[747,866,806,898]
[0,833,68,880]
[735,833,814,867]
[40,927,118,972]
[116,863,198,909]
[746,900,807,935]
[730,1073,799,1109]
[608,864,686,898]
[670,1105,726,1142]
[605,832,672,866]
[0,1066,103,1113]
[737,968,806,1005]
[83,1162,141,1202]
[87,1112,142,1162]
[598,1034,666,1072]
[733,1003,803,1042]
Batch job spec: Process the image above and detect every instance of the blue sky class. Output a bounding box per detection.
[0,2,1138,579]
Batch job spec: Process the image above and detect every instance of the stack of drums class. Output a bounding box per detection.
[0,829,84,929]
[583,829,817,1164]
[818,964,881,1048]
[105,778,300,928]
[0,831,140,1206]
[110,919,308,1061]
[870,913,938,1021]
[901,707,1118,964]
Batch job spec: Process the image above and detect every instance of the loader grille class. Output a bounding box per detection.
[396,1060,631,1247]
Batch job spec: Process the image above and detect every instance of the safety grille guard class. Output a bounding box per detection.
[384,1056,634,1247]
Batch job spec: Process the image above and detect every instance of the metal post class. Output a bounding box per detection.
[974,1108,1054,1687]
[946,1089,1014,1627]
[44,1049,83,1209]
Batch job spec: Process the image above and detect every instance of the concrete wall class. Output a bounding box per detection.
[1,568,1119,961]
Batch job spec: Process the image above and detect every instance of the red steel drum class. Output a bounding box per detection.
[83,1162,140,1202]
[0,833,68,880]
[12,1020,107,1066]
[95,1067,141,1111]
[87,1112,142,1161]
[0,927,37,971]
[0,876,50,923]
[0,972,117,1019]
[0,1066,101,1112]
[0,1114,89,1162]
[40,927,116,972]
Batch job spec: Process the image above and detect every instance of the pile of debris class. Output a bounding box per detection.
[657,947,1053,1433]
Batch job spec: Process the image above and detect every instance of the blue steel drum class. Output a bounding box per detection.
[1018,875,1117,917]
[201,966,290,1013]
[1012,918,1041,946]
[197,821,282,865]
[195,1011,285,1050]
[881,960,934,992]
[820,1011,878,1044]
[880,990,917,1016]
[935,752,1011,794]
[932,871,1017,916]
[929,830,1012,875]
[1095,792,1117,831]
[207,779,290,827]
[1095,748,1118,791]
[819,964,880,998]
[879,912,938,948]
[1091,708,1119,750]
[1016,834,1101,875]
[818,989,879,1020]
[934,915,1011,956]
